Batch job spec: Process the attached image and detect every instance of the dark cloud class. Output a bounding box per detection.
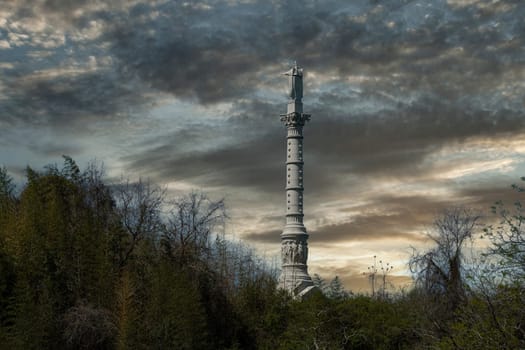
[29,140,84,157]
[122,93,525,201]
[0,68,151,132]
[120,101,343,196]
[243,183,525,246]
[0,1,149,133]
[123,125,303,193]
[308,102,525,177]
[244,193,440,245]
[107,2,266,103]
[103,0,525,104]
[458,182,524,212]
[3,0,524,137]
[315,215,428,244]
[245,229,281,244]
[245,213,427,245]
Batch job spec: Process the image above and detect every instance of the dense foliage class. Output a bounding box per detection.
[0,159,523,349]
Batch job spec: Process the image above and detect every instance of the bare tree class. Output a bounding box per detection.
[162,191,227,268]
[485,178,525,282]
[409,207,481,309]
[112,178,165,268]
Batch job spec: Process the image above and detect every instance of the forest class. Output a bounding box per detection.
[0,157,523,349]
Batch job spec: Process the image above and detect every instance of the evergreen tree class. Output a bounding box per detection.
[312,273,327,295]
[327,276,348,300]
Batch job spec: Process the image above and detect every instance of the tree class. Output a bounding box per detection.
[112,177,165,269]
[409,207,481,310]
[443,177,525,349]
[140,260,211,350]
[62,302,116,349]
[1,158,301,349]
[485,177,525,282]
[0,167,16,344]
[0,166,15,199]
[327,276,348,300]
[312,274,327,295]
[162,192,226,268]
[8,162,118,348]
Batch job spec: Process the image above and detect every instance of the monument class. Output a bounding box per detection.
[278,63,316,298]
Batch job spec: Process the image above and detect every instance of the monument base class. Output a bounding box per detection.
[279,266,318,299]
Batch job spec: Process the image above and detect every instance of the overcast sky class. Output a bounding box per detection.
[1,0,524,292]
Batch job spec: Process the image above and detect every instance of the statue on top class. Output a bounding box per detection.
[285,62,303,101]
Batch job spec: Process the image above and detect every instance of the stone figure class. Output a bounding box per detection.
[282,240,298,264]
[285,64,303,101]
[297,241,304,264]
[290,241,297,263]
[281,243,287,262]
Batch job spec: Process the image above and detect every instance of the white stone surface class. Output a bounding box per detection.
[279,64,315,298]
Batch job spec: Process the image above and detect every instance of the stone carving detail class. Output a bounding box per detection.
[280,112,310,127]
[281,240,308,264]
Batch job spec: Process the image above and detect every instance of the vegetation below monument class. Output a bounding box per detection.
[0,158,523,349]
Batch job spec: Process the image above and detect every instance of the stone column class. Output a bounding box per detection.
[279,64,315,298]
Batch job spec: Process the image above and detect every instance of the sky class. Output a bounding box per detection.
[1,0,525,292]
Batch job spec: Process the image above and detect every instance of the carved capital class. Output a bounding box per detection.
[280,112,311,127]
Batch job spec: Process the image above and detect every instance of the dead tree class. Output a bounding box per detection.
[162,192,227,269]
[112,178,165,269]
[409,207,481,310]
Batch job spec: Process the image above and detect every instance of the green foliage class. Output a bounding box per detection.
[438,285,525,349]
[0,166,15,198]
[277,294,419,350]
[312,274,350,300]
[0,168,17,341]
[1,160,525,350]
[7,171,114,348]
[140,261,210,349]
[233,276,290,350]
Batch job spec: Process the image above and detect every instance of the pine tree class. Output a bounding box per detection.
[327,276,348,300]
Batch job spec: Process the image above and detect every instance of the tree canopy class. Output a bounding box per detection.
[0,158,523,349]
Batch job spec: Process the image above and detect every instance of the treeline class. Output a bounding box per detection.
[0,158,524,349]
[0,157,281,349]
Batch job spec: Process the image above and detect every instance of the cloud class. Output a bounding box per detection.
[123,129,301,195]
[121,93,525,203]
[0,40,11,49]
[0,64,152,133]
[244,194,438,245]
[459,182,523,210]
[2,0,525,138]
[105,1,315,103]
[242,180,524,246]
[0,0,156,135]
